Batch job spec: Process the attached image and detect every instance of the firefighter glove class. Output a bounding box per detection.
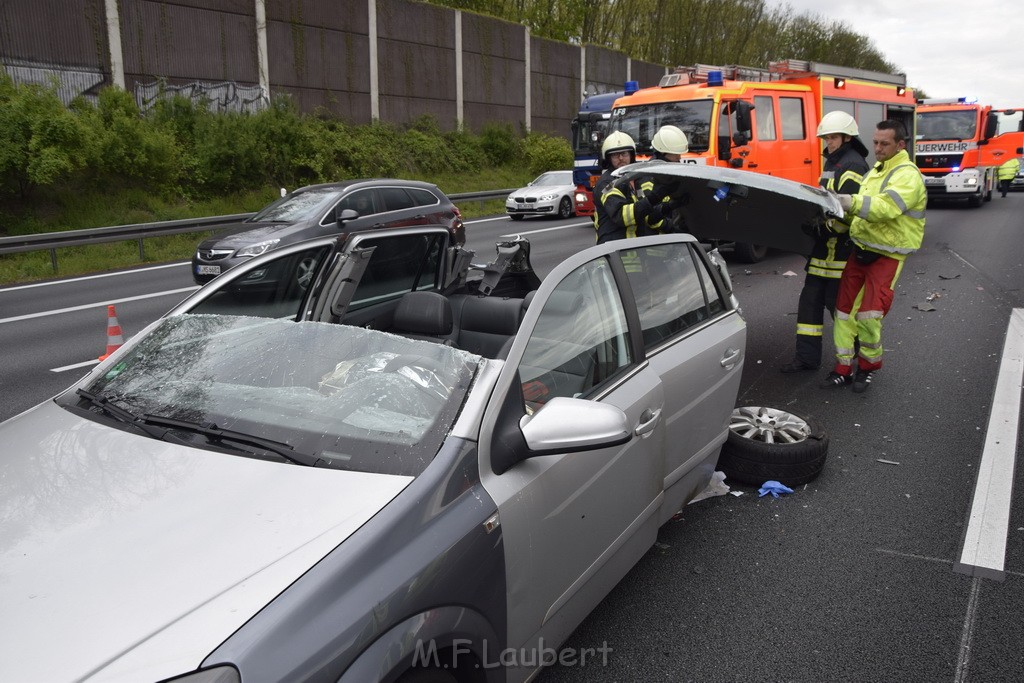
[758,480,794,498]
[837,194,854,212]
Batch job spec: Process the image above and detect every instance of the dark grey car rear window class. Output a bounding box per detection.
[379,187,416,211]
[408,187,441,207]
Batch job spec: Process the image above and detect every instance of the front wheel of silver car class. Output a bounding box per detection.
[717,406,829,487]
[557,196,575,219]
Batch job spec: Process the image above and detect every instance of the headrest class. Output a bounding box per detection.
[392,291,453,336]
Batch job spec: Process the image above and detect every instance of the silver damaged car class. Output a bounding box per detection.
[0,164,838,683]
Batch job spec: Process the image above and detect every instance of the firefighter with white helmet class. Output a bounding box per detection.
[593,130,675,244]
[599,131,636,169]
[651,124,689,161]
[780,110,869,374]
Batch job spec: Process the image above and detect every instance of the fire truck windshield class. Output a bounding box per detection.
[609,100,714,154]
[572,114,609,155]
[917,110,978,141]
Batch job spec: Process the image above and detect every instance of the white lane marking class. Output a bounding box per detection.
[501,221,590,238]
[0,287,199,325]
[955,308,1024,580]
[0,261,190,292]
[51,359,100,373]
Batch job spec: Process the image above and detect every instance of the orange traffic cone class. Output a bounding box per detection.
[98,305,124,361]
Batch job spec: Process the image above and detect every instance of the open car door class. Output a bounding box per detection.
[614,160,843,256]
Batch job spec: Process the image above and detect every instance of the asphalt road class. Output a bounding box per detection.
[2,197,1024,682]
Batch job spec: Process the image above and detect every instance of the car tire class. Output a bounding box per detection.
[968,191,983,208]
[732,242,768,263]
[509,214,524,221]
[557,196,575,219]
[717,406,829,487]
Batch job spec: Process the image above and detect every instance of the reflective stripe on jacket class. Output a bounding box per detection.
[847,149,926,261]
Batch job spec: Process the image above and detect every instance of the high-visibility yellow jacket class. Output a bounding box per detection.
[841,149,926,262]
[998,157,1020,181]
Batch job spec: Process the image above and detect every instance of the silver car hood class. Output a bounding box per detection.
[0,401,413,682]
[615,161,842,256]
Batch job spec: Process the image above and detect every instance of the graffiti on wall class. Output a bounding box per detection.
[3,60,106,105]
[135,80,269,114]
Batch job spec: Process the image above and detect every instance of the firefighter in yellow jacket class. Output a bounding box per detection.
[593,130,677,245]
[824,120,926,393]
[997,156,1020,197]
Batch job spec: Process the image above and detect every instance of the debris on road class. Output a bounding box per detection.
[758,480,794,498]
[914,302,936,312]
[689,471,730,504]
[939,273,961,280]
[876,459,901,465]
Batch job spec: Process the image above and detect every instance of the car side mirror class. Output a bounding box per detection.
[519,397,631,456]
[490,383,631,475]
[336,208,359,227]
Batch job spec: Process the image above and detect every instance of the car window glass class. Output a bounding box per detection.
[187,245,330,319]
[780,97,805,140]
[408,188,440,207]
[519,257,632,407]
[71,314,480,476]
[332,190,377,222]
[378,187,416,211]
[348,233,443,311]
[624,243,711,350]
[252,188,339,222]
[754,95,776,141]
[534,171,571,185]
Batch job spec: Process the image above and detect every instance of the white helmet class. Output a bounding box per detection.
[817,111,859,138]
[652,125,689,154]
[601,131,636,166]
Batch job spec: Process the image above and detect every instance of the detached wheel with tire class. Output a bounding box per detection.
[717,407,829,487]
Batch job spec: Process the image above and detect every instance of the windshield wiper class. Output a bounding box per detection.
[75,388,170,440]
[139,413,327,467]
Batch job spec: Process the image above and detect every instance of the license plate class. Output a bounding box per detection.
[924,177,944,186]
[195,265,221,276]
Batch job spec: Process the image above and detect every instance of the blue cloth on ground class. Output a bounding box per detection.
[758,480,794,498]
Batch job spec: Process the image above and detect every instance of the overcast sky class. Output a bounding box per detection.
[770,0,1024,110]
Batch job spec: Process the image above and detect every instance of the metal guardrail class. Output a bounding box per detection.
[0,189,513,271]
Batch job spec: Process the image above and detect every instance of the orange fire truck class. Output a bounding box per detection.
[607,59,915,261]
[915,99,1024,206]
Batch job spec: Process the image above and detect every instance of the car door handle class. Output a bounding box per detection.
[412,214,426,220]
[804,159,813,164]
[720,348,741,368]
[635,407,662,437]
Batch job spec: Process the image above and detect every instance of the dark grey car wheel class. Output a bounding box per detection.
[717,406,829,487]
[557,196,575,219]
[733,242,768,263]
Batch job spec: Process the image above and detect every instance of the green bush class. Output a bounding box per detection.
[522,132,573,175]
[479,122,520,165]
[1,79,573,216]
[0,73,89,198]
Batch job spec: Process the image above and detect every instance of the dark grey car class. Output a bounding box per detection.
[191,179,465,284]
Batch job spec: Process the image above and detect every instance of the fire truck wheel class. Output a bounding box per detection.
[733,242,768,263]
[717,406,829,487]
[557,196,575,219]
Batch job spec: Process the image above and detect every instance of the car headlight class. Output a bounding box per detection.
[235,239,280,258]
[537,193,558,201]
